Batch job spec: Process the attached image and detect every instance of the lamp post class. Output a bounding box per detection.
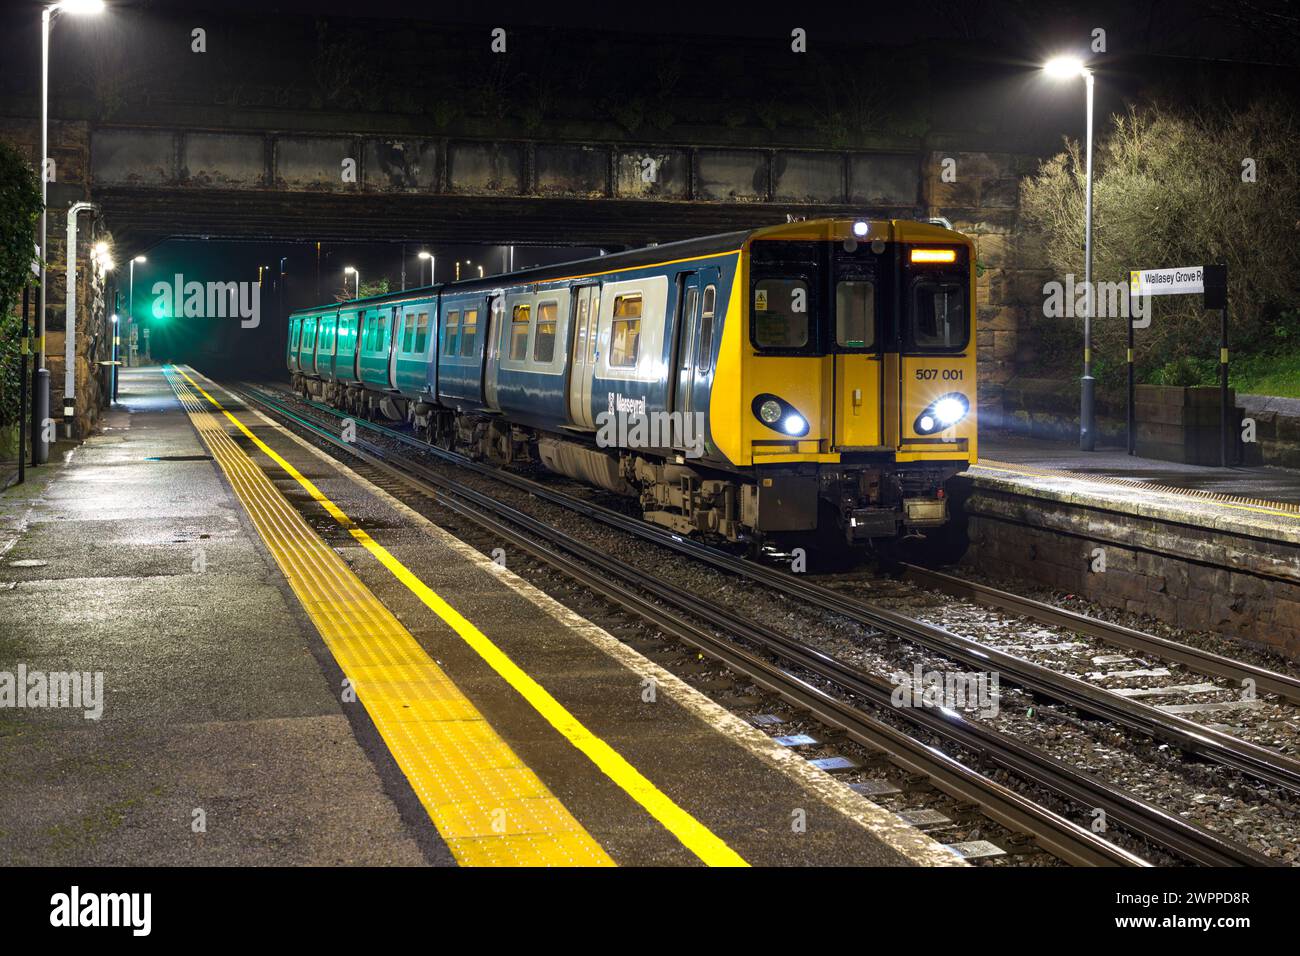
[344,266,358,299]
[37,0,106,453]
[418,250,434,285]
[127,255,144,369]
[1044,55,1096,451]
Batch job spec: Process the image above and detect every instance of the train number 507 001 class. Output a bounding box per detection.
[915,369,964,381]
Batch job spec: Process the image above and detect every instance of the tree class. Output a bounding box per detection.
[0,140,44,428]
[1020,101,1300,387]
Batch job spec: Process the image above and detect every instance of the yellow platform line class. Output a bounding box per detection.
[164,369,613,867]
[172,367,748,868]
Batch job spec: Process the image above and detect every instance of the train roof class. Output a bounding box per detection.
[289,218,968,317]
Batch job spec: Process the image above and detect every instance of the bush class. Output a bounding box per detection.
[1020,101,1300,392]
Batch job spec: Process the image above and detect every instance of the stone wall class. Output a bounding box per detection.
[954,477,1300,660]
[924,149,1053,411]
[2,118,110,440]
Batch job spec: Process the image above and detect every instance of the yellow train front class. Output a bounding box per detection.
[710,217,977,549]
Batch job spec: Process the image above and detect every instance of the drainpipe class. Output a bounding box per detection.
[65,201,98,435]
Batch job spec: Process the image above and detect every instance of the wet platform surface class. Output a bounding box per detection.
[0,367,956,868]
[968,433,1300,545]
[979,434,1300,505]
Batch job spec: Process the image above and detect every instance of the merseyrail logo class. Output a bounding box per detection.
[597,393,706,459]
[50,886,151,936]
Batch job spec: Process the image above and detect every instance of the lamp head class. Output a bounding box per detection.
[1044,56,1088,79]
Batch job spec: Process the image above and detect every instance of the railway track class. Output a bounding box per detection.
[227,376,1288,866]
[251,380,1300,796]
[900,565,1300,707]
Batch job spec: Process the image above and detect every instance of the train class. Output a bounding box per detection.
[287,218,977,554]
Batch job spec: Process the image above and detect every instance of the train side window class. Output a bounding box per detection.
[415,312,430,353]
[533,301,557,363]
[835,280,876,349]
[364,314,375,351]
[697,285,716,371]
[609,293,642,368]
[445,310,460,356]
[510,304,531,361]
[911,280,967,351]
[402,313,416,353]
[589,293,600,361]
[752,278,810,349]
[460,308,479,357]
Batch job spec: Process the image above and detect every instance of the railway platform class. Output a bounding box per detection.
[0,366,958,868]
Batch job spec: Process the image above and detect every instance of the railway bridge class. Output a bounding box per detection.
[88,122,928,249]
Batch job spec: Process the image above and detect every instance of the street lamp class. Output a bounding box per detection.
[417,250,434,285]
[38,0,106,406]
[128,255,143,369]
[1044,54,1097,451]
[344,265,358,299]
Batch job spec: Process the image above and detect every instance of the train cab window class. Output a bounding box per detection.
[835,280,876,349]
[911,281,967,351]
[460,308,479,357]
[414,312,430,353]
[510,304,531,361]
[752,279,810,349]
[533,301,558,363]
[697,285,716,372]
[610,293,642,368]
[445,310,460,355]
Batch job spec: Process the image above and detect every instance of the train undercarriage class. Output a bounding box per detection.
[294,373,959,553]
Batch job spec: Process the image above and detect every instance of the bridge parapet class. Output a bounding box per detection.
[90,125,922,209]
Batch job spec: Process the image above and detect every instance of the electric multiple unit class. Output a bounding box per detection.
[287,218,976,550]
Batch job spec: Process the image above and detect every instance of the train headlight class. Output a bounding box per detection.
[914,392,969,435]
[752,394,810,437]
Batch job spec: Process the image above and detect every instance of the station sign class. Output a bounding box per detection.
[1129,264,1227,309]
[1128,266,1206,297]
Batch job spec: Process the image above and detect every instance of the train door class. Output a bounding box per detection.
[288,317,301,371]
[483,292,503,408]
[386,306,400,390]
[567,284,598,428]
[671,272,701,418]
[832,272,883,449]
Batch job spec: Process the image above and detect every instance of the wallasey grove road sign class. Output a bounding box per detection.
[1128,266,1206,297]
